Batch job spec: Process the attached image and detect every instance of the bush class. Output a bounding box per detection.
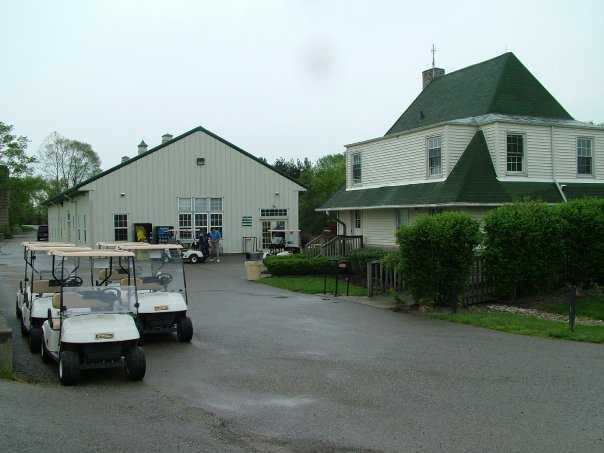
[382,251,401,271]
[555,198,604,287]
[483,202,563,297]
[349,247,386,275]
[398,212,481,307]
[263,255,336,276]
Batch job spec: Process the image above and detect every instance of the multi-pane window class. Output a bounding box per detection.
[427,136,442,176]
[577,137,593,176]
[210,213,223,236]
[506,134,524,173]
[352,153,362,184]
[113,214,128,241]
[179,213,193,240]
[260,208,288,217]
[194,197,209,212]
[210,197,223,211]
[178,197,192,212]
[194,213,208,238]
[354,210,361,229]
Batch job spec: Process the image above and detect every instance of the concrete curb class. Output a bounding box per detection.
[0,313,13,375]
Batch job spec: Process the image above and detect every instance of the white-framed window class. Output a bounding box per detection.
[260,208,288,217]
[210,213,223,236]
[210,197,223,211]
[577,137,594,176]
[179,213,193,240]
[506,133,525,174]
[427,136,442,177]
[113,214,128,241]
[352,153,362,184]
[194,197,209,212]
[178,197,192,212]
[194,213,208,238]
[354,210,361,229]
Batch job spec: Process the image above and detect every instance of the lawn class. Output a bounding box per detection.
[430,310,604,343]
[257,275,368,297]
[537,293,604,321]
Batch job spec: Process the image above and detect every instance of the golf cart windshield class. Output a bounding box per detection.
[133,248,186,294]
[53,253,137,317]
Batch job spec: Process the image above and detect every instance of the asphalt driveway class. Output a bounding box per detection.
[1,232,603,452]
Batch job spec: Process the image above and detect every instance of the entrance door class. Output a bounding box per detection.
[261,220,287,250]
[350,210,361,236]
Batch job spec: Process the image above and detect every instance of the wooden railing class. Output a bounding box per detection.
[367,255,494,305]
[305,235,364,258]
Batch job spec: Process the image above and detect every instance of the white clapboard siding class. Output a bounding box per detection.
[447,125,478,171]
[48,130,303,253]
[480,123,499,175]
[346,126,446,189]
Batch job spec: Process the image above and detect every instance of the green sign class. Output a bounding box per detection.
[241,216,252,227]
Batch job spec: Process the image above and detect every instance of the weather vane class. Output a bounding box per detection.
[431,44,437,69]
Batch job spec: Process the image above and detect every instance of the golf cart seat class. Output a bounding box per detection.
[97,269,126,282]
[120,277,143,288]
[32,279,60,294]
[52,293,85,309]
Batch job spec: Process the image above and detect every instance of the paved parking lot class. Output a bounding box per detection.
[1,233,604,452]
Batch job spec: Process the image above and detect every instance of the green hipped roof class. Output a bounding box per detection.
[320,130,604,210]
[386,53,573,135]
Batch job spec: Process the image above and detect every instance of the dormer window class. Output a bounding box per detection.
[352,153,362,184]
[427,136,442,177]
[577,137,593,176]
[506,133,525,174]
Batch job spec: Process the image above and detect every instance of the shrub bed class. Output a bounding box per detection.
[263,255,336,276]
[397,212,481,307]
[349,247,386,275]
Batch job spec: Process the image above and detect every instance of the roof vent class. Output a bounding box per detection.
[422,67,445,90]
[137,140,148,155]
[121,156,130,163]
[161,133,173,144]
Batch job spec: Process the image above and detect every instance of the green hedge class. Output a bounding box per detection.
[398,212,481,307]
[263,255,336,276]
[349,247,386,275]
[483,199,604,297]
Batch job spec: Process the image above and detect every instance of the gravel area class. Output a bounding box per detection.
[485,304,604,325]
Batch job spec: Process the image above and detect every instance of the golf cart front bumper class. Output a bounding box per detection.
[138,310,186,334]
[63,340,139,370]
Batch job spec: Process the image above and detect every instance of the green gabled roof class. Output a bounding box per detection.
[46,126,306,205]
[386,52,572,135]
[564,183,604,200]
[320,130,570,210]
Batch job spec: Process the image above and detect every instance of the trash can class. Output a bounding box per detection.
[244,260,263,281]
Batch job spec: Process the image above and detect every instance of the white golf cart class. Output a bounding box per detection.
[110,243,194,342]
[16,241,74,320]
[20,244,91,353]
[41,249,146,385]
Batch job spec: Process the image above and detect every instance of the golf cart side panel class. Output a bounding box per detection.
[136,292,187,314]
[31,296,54,322]
[42,321,60,354]
[61,314,140,343]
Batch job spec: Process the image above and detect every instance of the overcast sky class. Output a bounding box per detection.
[2,0,603,169]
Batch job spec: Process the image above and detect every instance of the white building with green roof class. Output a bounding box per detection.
[319,52,604,248]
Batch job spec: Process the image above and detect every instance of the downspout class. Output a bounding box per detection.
[551,126,567,202]
[325,211,347,237]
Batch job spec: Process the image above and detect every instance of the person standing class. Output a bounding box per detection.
[209,228,222,263]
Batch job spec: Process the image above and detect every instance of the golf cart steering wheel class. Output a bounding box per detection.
[64,276,83,287]
[156,272,173,287]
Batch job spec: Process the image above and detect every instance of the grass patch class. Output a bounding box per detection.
[257,275,368,297]
[537,293,604,321]
[430,310,604,343]
[0,368,15,381]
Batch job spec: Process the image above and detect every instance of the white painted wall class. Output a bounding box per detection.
[48,130,304,253]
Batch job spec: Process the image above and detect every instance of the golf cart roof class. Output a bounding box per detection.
[96,241,142,248]
[117,243,183,251]
[21,241,75,248]
[49,249,135,258]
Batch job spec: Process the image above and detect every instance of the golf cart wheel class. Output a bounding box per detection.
[41,341,53,364]
[59,351,80,386]
[189,254,199,264]
[125,347,146,381]
[177,316,193,342]
[28,327,42,353]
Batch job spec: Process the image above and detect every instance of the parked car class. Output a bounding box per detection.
[37,225,49,241]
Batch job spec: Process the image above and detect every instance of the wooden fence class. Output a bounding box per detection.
[367,255,494,305]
